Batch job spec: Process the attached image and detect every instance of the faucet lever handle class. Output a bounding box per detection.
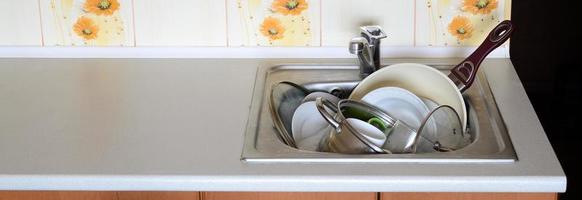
[360,25,387,45]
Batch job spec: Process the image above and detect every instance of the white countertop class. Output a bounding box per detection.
[0,58,566,192]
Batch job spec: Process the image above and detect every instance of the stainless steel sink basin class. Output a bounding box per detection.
[242,64,517,163]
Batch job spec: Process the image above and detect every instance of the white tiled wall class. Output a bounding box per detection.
[134,0,227,46]
[0,1,42,46]
[0,0,510,47]
[321,0,414,46]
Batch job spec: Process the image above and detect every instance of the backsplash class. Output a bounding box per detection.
[417,0,510,46]
[228,0,320,46]
[0,0,510,47]
[40,0,134,46]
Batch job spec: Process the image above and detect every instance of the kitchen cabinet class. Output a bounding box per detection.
[379,193,557,200]
[0,191,556,200]
[0,192,200,200]
[117,192,200,200]
[202,192,556,200]
[0,191,117,200]
[201,192,376,200]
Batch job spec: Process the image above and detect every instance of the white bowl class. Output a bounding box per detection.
[346,118,386,148]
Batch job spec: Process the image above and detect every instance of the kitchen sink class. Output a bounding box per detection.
[241,64,517,163]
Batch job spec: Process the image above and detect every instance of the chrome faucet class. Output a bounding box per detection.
[349,26,387,78]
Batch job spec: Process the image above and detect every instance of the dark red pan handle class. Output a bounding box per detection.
[449,20,514,92]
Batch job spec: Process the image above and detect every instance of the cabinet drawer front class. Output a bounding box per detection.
[203,192,376,200]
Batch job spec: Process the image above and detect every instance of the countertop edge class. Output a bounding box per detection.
[0,175,566,192]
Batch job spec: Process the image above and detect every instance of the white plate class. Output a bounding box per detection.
[361,87,432,131]
[291,101,332,151]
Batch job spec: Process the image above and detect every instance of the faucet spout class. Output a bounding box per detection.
[349,37,375,78]
[349,25,387,79]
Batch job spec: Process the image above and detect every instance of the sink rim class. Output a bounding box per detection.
[242,63,517,163]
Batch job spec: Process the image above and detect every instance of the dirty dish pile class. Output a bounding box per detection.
[272,82,471,153]
[271,20,514,154]
[349,20,515,133]
[317,88,467,154]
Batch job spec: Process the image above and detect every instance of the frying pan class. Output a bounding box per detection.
[349,20,514,132]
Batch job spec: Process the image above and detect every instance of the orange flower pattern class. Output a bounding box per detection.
[448,16,473,40]
[462,0,498,15]
[260,17,286,40]
[271,0,308,16]
[73,16,99,40]
[84,0,120,16]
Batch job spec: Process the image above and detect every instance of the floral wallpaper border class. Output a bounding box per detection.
[227,0,320,46]
[1,0,511,47]
[417,0,511,46]
[40,0,134,46]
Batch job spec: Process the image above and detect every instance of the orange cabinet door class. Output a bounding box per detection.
[202,192,376,200]
[0,191,117,200]
[117,192,200,200]
[380,192,557,200]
